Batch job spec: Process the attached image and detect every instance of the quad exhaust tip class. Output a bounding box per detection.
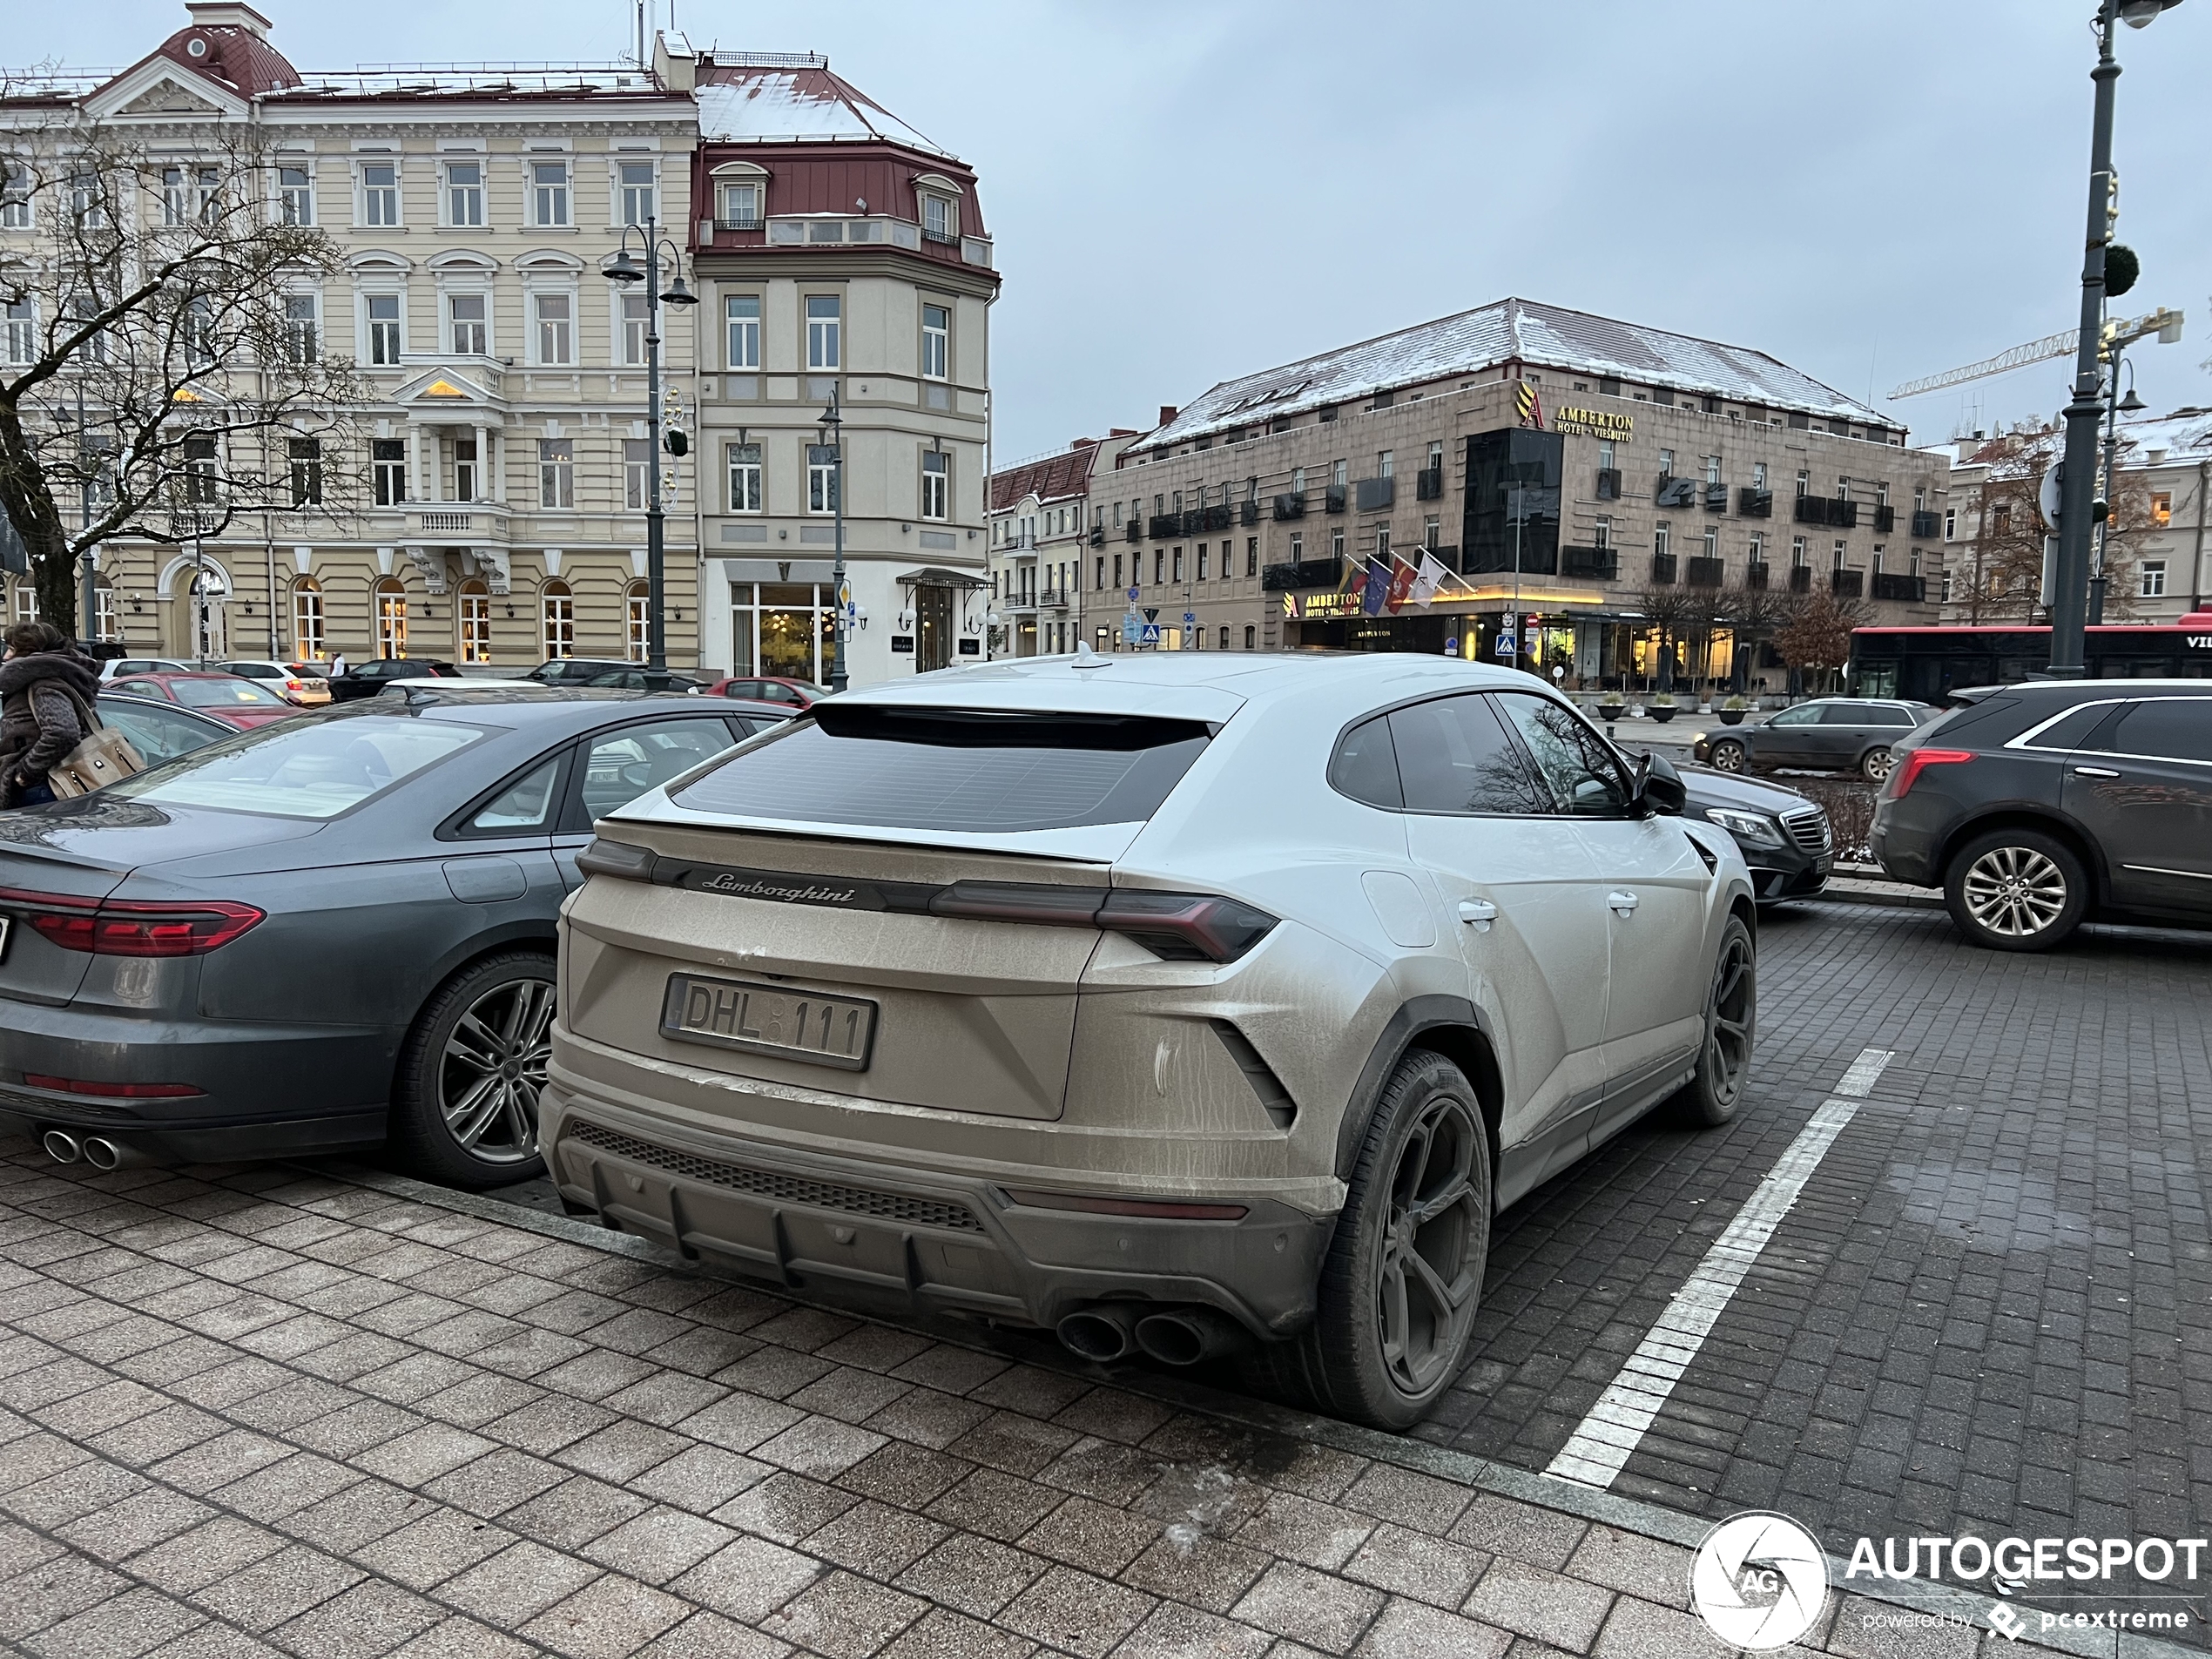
[42,1130,81,1164]
[1055,1306,1138,1363]
[1134,1306,1248,1367]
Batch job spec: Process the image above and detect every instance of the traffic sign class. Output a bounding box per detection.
[1127,585,1141,603]
[1183,610,1195,625]
[1444,636,1459,655]
[1143,607,1157,622]
[1121,616,1143,644]
[1139,623,1163,645]
[1494,632,1517,658]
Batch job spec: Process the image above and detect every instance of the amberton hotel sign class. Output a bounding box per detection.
[1552,407,1635,441]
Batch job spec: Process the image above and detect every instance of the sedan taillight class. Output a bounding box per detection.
[0,889,266,957]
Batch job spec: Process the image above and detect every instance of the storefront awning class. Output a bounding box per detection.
[896,566,988,590]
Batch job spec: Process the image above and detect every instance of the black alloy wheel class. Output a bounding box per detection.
[1708,738,1748,772]
[1677,915,1756,1126]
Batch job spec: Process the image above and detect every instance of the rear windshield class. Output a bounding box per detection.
[107,713,488,819]
[172,678,287,708]
[667,705,1211,833]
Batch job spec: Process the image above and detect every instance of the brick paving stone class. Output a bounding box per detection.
[280,1480,430,1556]
[582,1507,739,1584]
[418,1446,570,1518]
[893,1534,1050,1620]
[500,1474,653,1551]
[1232,1494,1375,1574]
[803,1499,948,1580]
[0,1553,131,1640]
[1460,1561,1613,1655]
[1118,1534,1272,1615]
[754,1416,891,1480]
[1447,1497,1585,1573]
[945,1411,1082,1479]
[55,1487,213,1562]
[860,1389,994,1452]
[716,1471,860,1545]
[836,1442,973,1510]
[667,1536,825,1624]
[644,1609,794,1659]
[1230,1563,1385,1655]
[266,1577,446,1659]
[24,1583,204,1657]
[923,1467,1067,1545]
[385,1616,541,1659]
[435,1539,604,1627]
[521,1572,693,1659]
[1352,1597,1514,1659]
[759,1568,928,1659]
[1586,1595,1735,1659]
[1114,1601,1275,1659]
[1017,1492,1162,1575]
[997,1565,1155,1659]
[189,1541,364,1632]
[126,1517,288,1597]
[1558,1527,1689,1611]
[556,1420,694,1484]
[353,1509,515,1592]
[879,1605,1035,1659]
[1339,1525,1489,1609]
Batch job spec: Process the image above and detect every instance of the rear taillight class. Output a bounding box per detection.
[0,889,266,957]
[24,1074,203,1099]
[1880,748,1975,801]
[928,881,1278,963]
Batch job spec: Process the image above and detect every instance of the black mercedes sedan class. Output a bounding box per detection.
[0,689,790,1185]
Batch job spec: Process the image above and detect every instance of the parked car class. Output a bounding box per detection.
[1691,698,1934,782]
[0,689,759,1185]
[98,657,191,681]
[327,658,463,701]
[1672,764,1831,905]
[702,675,824,710]
[105,672,300,730]
[544,654,1756,1427]
[217,659,333,707]
[1871,678,2212,951]
[94,694,235,767]
[527,658,707,692]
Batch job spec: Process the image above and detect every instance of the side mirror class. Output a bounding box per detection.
[1635,749,1687,817]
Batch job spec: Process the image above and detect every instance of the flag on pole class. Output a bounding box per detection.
[1409,552,1448,608]
[1344,559,1368,606]
[1362,555,1390,616]
[1385,556,1417,614]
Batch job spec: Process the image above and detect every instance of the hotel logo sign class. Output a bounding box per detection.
[1553,406,1635,441]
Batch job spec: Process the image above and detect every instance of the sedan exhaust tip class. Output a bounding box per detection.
[1056,1307,1138,1363]
[1133,1307,1249,1366]
[41,1130,81,1164]
[80,1136,141,1172]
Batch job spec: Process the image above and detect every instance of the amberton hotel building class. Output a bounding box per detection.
[1095,298,1950,691]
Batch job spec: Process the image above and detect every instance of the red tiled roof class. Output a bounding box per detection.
[152,21,302,96]
[989,442,1103,514]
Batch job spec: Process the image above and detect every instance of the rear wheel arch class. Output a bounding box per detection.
[388,927,559,1101]
[1932,808,2107,908]
[1333,997,1503,1197]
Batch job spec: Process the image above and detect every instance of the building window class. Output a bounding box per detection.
[726,442,762,513]
[807,443,840,513]
[1838,475,1851,501]
[1940,569,1954,604]
[293,578,325,660]
[161,165,219,227]
[0,160,31,230]
[1753,462,1767,490]
[1197,545,1210,581]
[627,583,650,662]
[538,438,574,508]
[1702,525,1718,557]
[720,182,760,229]
[278,164,314,226]
[1244,624,1256,650]
[361,160,399,227]
[445,160,483,226]
[1871,546,1885,575]
[455,437,478,502]
[2141,560,2168,598]
[68,170,107,232]
[1330,527,1344,559]
[1876,481,1889,507]
[542,580,575,658]
[1796,469,1810,498]
[1658,448,1676,479]
[725,294,760,368]
[1704,455,1721,486]
[372,438,407,506]
[365,293,402,365]
[375,579,408,658]
[1,297,32,366]
[1832,539,1847,570]
[533,293,573,365]
[1593,516,1611,550]
[282,293,319,364]
[921,303,949,381]
[625,438,652,510]
[1292,466,1306,494]
[1424,516,1440,549]
[448,293,487,355]
[1153,550,1163,584]
[1944,508,1956,540]
[921,450,948,520]
[1749,532,1765,564]
[180,431,219,503]
[1654,522,1671,559]
[619,161,655,226]
[287,437,322,508]
[1218,626,1230,650]
[806,296,840,370]
[1791,536,1808,568]
[1908,547,1920,577]
[2151,492,2173,527]
[1096,555,1106,589]
[1378,449,1393,478]
[458,580,492,664]
[620,291,648,366]
[1598,439,1615,473]
[921,193,954,243]
[730,581,833,682]
[1332,459,1347,488]
[1246,537,1258,576]
[531,159,570,226]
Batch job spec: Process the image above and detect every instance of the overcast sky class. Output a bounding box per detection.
[27,1,2212,464]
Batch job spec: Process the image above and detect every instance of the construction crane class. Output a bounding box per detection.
[1889,307,2183,400]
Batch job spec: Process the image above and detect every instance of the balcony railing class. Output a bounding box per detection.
[1355,477,1395,512]
[1595,469,1621,501]
[1737,488,1773,518]
[1240,499,1262,526]
[1124,520,1142,543]
[1562,545,1618,579]
[1872,504,1897,533]
[1325,485,1347,514]
[1703,484,1729,513]
[1686,556,1725,588]
[1272,492,1306,520]
[1147,514,1180,539]
[1871,572,1926,603]
[1910,509,1940,539]
[1745,561,1770,590]
[1202,504,1233,532]
[1831,568,1865,597]
[1088,526,1105,547]
[1789,565,1812,593]
[1651,552,1678,584]
[1656,476,1697,508]
[1415,467,1444,502]
[1261,556,1344,591]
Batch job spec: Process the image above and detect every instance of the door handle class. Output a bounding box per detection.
[1608,890,1640,915]
[2072,765,2120,779]
[1458,900,1497,931]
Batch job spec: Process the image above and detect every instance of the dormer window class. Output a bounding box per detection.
[921,193,954,243]
[720,183,760,229]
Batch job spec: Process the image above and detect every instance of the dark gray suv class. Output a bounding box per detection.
[1693,698,1933,783]
[1870,680,2212,949]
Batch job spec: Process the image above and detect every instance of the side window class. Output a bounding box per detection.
[2089,698,2212,764]
[1387,696,1552,814]
[1820,703,1878,725]
[95,700,223,765]
[1767,705,1819,727]
[2019,703,2118,752]
[465,756,565,834]
[1494,694,1630,816]
[1328,716,1402,809]
[575,719,738,821]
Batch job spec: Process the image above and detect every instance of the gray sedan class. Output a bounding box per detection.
[0,689,789,1186]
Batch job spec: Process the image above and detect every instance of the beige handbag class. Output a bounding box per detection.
[44,685,146,799]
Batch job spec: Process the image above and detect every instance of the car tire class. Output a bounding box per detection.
[1859,745,1893,784]
[1675,915,1756,1126]
[1943,828,2087,952]
[1707,738,1748,773]
[390,951,556,1188]
[1242,1049,1490,1430]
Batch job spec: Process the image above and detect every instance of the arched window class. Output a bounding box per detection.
[374,577,407,659]
[457,578,491,664]
[293,577,325,661]
[625,581,650,664]
[541,579,573,660]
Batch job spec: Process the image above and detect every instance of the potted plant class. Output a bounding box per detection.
[1648,692,1677,725]
[1596,689,1627,718]
[1717,694,1748,726]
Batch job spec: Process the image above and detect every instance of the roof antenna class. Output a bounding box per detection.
[1071,642,1109,669]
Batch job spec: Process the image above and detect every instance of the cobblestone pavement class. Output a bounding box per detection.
[1427,900,2212,1633]
[2,900,2206,1657]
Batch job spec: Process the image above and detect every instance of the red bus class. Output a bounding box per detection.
[1848,619,2212,701]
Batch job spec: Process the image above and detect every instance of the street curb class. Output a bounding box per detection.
[311,1162,2194,1659]
[1817,882,1946,912]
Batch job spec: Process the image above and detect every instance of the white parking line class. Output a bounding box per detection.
[1542,1047,1894,1491]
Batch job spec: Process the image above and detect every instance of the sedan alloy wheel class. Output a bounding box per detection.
[1708,738,1748,772]
[441,976,555,1163]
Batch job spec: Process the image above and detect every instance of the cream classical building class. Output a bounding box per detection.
[987,428,1143,658]
[0,3,699,670]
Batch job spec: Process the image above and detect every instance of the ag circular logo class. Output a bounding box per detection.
[1689,1512,1829,1651]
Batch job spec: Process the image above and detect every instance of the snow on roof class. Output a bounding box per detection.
[2114,408,2212,467]
[696,67,948,157]
[1147,297,1887,450]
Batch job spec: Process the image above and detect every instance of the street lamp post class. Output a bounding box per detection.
[600,218,697,688]
[817,393,848,693]
[2047,0,2184,676]
[2089,367,2148,624]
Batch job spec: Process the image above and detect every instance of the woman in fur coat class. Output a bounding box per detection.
[0,621,99,807]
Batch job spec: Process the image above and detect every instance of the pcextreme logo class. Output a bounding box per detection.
[1690,1512,1829,1650]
